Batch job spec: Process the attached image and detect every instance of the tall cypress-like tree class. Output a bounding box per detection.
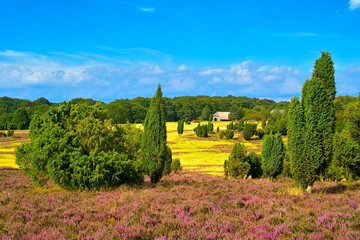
[287,97,306,188]
[177,119,184,135]
[141,84,172,183]
[261,133,285,179]
[312,52,336,177]
[288,52,336,192]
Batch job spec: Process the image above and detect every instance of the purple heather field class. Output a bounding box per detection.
[0,169,359,239]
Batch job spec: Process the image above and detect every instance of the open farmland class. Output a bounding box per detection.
[0,131,28,169]
[167,122,262,175]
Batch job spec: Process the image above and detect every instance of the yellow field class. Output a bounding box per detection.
[0,131,29,169]
[0,124,264,176]
[167,122,262,176]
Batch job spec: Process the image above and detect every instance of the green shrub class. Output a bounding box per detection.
[243,123,257,140]
[219,131,226,140]
[6,129,14,137]
[246,152,262,178]
[256,129,265,139]
[225,130,234,140]
[227,143,249,179]
[261,133,285,179]
[171,158,182,173]
[16,103,143,190]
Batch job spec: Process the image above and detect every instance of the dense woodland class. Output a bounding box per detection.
[0,95,289,130]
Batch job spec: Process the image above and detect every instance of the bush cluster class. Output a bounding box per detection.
[16,103,143,190]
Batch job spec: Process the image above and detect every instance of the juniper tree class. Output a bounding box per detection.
[141,84,172,183]
[226,143,250,179]
[311,51,336,177]
[287,52,336,192]
[261,133,285,179]
[177,119,184,135]
[287,97,306,188]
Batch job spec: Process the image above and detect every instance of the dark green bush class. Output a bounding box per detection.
[246,152,262,178]
[243,123,257,140]
[225,130,234,140]
[219,131,226,140]
[16,103,143,190]
[171,158,182,173]
[227,143,250,179]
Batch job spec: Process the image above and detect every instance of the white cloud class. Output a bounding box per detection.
[0,50,320,102]
[140,7,155,12]
[200,68,224,76]
[138,77,158,85]
[141,65,164,75]
[177,64,188,71]
[350,0,360,10]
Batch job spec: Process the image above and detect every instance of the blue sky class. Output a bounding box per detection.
[0,0,359,102]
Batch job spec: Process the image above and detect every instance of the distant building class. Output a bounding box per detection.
[213,112,230,121]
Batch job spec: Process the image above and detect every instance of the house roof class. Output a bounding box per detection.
[213,111,230,120]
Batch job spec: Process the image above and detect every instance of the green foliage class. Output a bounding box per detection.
[216,126,220,133]
[225,130,234,140]
[243,123,257,140]
[229,106,245,121]
[287,52,336,191]
[246,152,262,178]
[141,85,171,183]
[208,122,214,133]
[16,102,143,190]
[328,96,360,181]
[329,131,360,181]
[226,122,234,130]
[170,158,182,173]
[162,145,173,176]
[227,143,250,179]
[219,130,226,140]
[264,111,287,135]
[261,133,285,179]
[6,129,14,137]
[194,123,209,137]
[256,129,265,140]
[177,119,184,135]
[234,119,245,131]
[200,105,212,121]
[223,159,229,178]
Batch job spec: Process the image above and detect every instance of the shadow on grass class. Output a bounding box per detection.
[314,182,360,194]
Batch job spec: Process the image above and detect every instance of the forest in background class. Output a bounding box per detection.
[0,94,356,131]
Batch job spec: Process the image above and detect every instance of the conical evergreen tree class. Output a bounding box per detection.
[141,84,172,183]
[261,133,285,179]
[312,52,336,177]
[287,52,336,192]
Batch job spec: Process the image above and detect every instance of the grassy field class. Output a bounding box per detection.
[166,122,262,175]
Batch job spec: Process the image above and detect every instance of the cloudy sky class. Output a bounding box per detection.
[1,0,360,102]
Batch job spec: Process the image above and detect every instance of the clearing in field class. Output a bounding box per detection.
[166,122,262,175]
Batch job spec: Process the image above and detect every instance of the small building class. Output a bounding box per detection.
[213,112,230,121]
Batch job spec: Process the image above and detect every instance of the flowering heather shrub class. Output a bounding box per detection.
[0,169,359,239]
